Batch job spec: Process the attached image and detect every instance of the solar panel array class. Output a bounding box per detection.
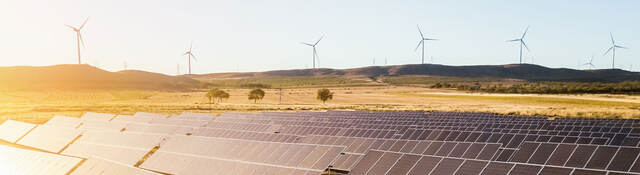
[3,110,640,174]
[0,144,81,175]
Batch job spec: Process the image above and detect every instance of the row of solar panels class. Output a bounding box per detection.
[0,112,358,175]
[0,144,158,175]
[349,149,640,175]
[224,111,640,125]
[216,112,640,135]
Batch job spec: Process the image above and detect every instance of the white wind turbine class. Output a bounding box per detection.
[65,18,89,64]
[604,33,628,69]
[415,25,438,64]
[507,26,530,64]
[583,55,596,70]
[183,42,197,74]
[301,36,323,69]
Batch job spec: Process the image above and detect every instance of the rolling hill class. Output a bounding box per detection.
[0,64,202,91]
[1,64,639,91]
[191,64,640,82]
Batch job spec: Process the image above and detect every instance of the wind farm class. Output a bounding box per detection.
[1,1,640,175]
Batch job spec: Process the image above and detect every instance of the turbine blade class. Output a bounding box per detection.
[506,39,520,42]
[78,33,86,47]
[603,46,614,56]
[424,38,438,41]
[189,42,193,51]
[615,45,628,49]
[65,24,77,30]
[301,42,313,46]
[190,53,197,61]
[414,40,423,51]
[610,32,615,44]
[521,40,530,51]
[417,25,424,39]
[79,17,89,30]
[314,35,324,46]
[521,26,529,39]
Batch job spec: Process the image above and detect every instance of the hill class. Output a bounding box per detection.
[0,64,202,91]
[191,64,640,82]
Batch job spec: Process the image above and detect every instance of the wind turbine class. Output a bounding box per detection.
[507,26,530,64]
[415,25,437,64]
[583,55,596,70]
[301,36,323,69]
[182,42,197,74]
[65,18,89,64]
[603,33,628,69]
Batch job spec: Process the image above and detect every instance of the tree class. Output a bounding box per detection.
[248,88,265,103]
[217,91,230,103]
[205,88,219,104]
[206,88,230,104]
[316,88,333,104]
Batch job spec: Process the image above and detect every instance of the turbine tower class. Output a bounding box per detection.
[604,33,627,69]
[507,26,530,64]
[415,25,437,64]
[183,42,197,74]
[301,36,323,69]
[65,18,89,64]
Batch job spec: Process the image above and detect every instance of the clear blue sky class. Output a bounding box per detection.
[0,0,637,74]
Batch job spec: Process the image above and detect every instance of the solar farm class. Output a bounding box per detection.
[1,110,640,175]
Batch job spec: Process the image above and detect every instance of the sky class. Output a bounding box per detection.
[0,0,638,75]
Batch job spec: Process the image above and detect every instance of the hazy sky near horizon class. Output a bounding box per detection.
[0,0,638,74]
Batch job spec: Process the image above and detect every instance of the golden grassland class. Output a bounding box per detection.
[1,86,639,124]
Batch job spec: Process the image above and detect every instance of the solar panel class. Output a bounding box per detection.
[528,143,557,164]
[461,143,485,159]
[365,152,402,175]
[61,131,166,165]
[565,145,597,168]
[546,144,577,166]
[430,157,464,174]
[123,123,194,135]
[608,147,640,171]
[80,112,116,122]
[494,148,516,161]
[538,166,573,175]
[406,155,441,175]
[476,144,501,160]
[77,120,127,131]
[43,115,82,128]
[348,150,384,175]
[386,154,421,175]
[173,112,215,121]
[0,120,35,143]
[434,142,456,156]
[455,159,488,175]
[423,141,444,155]
[17,125,82,153]
[480,161,513,175]
[448,142,471,157]
[585,146,618,169]
[70,156,159,175]
[509,164,542,175]
[0,144,82,175]
[510,142,540,163]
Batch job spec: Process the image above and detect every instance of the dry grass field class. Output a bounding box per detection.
[1,85,640,124]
